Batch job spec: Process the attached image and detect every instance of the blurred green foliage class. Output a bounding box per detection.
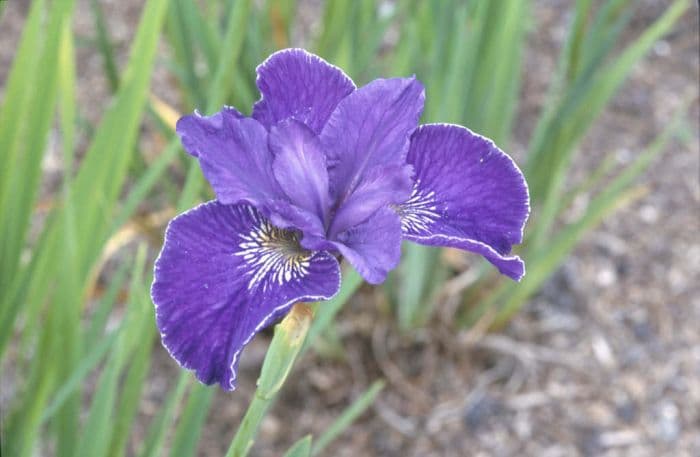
[0,0,689,455]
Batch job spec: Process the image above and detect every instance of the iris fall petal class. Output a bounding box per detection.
[152,201,340,390]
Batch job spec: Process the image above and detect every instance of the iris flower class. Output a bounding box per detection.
[152,49,529,390]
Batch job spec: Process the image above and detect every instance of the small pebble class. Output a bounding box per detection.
[654,40,671,57]
[616,400,639,424]
[596,266,617,288]
[576,425,603,457]
[463,395,503,431]
[653,401,680,442]
[639,204,659,224]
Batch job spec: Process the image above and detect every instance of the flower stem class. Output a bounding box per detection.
[224,394,270,457]
[225,303,313,457]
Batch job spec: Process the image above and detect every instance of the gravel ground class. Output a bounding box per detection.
[1,1,698,456]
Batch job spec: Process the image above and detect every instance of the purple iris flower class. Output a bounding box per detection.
[152,49,529,390]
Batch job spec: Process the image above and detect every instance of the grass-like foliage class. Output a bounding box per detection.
[0,0,689,455]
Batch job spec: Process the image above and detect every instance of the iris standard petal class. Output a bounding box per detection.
[328,164,413,238]
[269,119,331,223]
[252,48,356,134]
[332,207,403,285]
[176,112,283,210]
[398,124,530,280]
[321,77,424,206]
[152,201,341,390]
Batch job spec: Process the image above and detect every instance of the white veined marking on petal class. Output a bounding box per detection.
[397,180,440,233]
[234,213,313,291]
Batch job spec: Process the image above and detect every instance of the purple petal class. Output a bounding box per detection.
[399,124,530,280]
[321,77,425,205]
[266,199,325,242]
[269,119,331,224]
[176,111,283,209]
[332,207,403,285]
[328,164,413,238]
[152,201,341,390]
[252,49,356,134]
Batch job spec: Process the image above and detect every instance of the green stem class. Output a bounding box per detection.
[224,394,273,457]
[225,303,313,457]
